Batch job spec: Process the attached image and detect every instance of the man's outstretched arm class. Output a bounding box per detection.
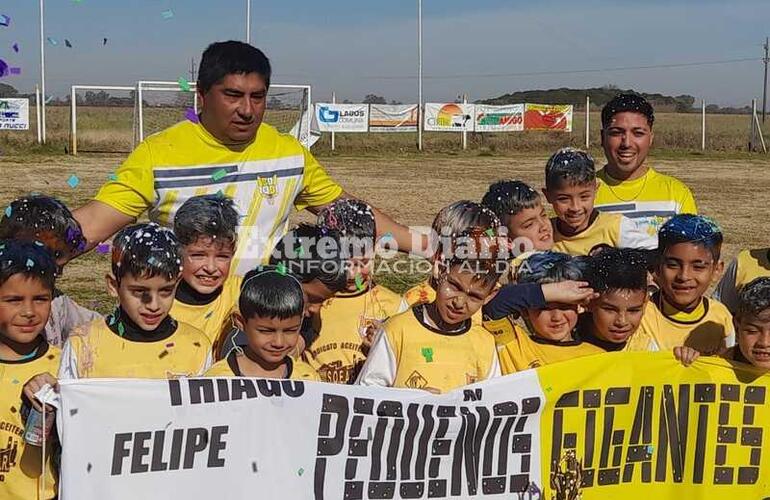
[72,200,136,255]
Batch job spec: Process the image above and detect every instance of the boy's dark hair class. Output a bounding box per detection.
[518,251,589,285]
[545,148,596,191]
[481,180,541,226]
[111,223,182,283]
[601,93,655,129]
[589,248,648,293]
[173,194,239,247]
[269,224,348,292]
[0,239,57,291]
[198,41,271,94]
[736,277,770,320]
[658,214,723,261]
[0,194,86,261]
[316,198,376,243]
[239,265,305,320]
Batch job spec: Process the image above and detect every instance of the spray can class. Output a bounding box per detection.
[21,400,54,446]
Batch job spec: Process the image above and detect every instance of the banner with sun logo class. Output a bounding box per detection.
[424,103,475,132]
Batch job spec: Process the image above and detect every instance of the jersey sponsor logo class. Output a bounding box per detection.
[405,370,429,389]
[318,360,355,384]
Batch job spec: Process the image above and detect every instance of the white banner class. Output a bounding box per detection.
[369,104,418,133]
[474,104,524,132]
[424,103,475,132]
[314,103,369,132]
[0,98,29,130]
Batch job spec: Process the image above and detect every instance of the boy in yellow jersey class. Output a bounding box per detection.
[304,200,406,384]
[171,194,241,354]
[357,228,508,393]
[205,267,318,380]
[544,148,657,256]
[639,214,733,355]
[0,241,59,500]
[714,248,770,314]
[497,252,603,374]
[676,277,770,370]
[595,93,697,238]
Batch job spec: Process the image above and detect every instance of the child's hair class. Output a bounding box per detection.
[481,180,541,226]
[0,194,86,261]
[431,201,500,261]
[658,214,723,261]
[239,265,305,320]
[736,277,770,320]
[111,223,183,283]
[544,148,596,191]
[518,251,589,285]
[601,93,655,129]
[440,227,508,287]
[173,194,239,246]
[269,224,348,292]
[589,248,648,293]
[316,198,375,241]
[0,239,57,291]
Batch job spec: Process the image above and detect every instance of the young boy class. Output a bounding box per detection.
[639,214,733,355]
[305,199,407,384]
[205,266,319,380]
[171,194,241,353]
[357,228,506,393]
[544,148,657,256]
[497,252,604,374]
[0,240,60,499]
[676,277,770,371]
[0,195,101,346]
[713,247,770,314]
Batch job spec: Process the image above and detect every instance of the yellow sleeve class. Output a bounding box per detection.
[204,359,235,377]
[678,184,698,214]
[291,358,321,381]
[94,141,156,218]
[293,148,343,211]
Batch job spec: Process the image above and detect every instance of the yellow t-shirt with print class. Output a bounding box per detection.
[595,166,697,238]
[638,295,734,355]
[0,342,59,500]
[551,211,656,256]
[204,351,319,381]
[304,284,407,384]
[497,323,603,374]
[714,248,770,313]
[60,318,211,379]
[94,121,343,275]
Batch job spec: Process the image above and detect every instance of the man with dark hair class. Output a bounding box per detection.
[73,41,421,274]
[595,92,697,238]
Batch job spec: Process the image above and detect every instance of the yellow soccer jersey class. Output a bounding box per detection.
[402,280,483,326]
[595,166,697,238]
[481,316,520,348]
[0,341,59,500]
[551,211,657,256]
[356,305,500,393]
[204,351,319,381]
[638,295,735,355]
[497,323,603,374]
[714,248,770,314]
[94,121,343,275]
[59,317,212,379]
[304,284,408,384]
[170,276,242,352]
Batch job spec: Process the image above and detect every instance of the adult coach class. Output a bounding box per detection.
[73,41,418,273]
[594,93,697,238]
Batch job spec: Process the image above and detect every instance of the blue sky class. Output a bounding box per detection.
[1,0,768,106]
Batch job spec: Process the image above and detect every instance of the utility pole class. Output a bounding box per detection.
[763,36,768,123]
[189,58,197,83]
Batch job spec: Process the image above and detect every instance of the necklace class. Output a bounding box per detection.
[602,167,649,203]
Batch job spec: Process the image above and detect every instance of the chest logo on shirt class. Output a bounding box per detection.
[405,370,429,389]
[257,175,279,204]
[318,361,355,384]
[0,435,19,481]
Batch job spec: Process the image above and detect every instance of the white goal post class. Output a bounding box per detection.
[70,85,137,155]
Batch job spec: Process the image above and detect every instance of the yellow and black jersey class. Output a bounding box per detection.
[714,248,770,314]
[551,211,657,256]
[356,305,500,393]
[497,323,603,374]
[204,350,319,381]
[0,340,60,499]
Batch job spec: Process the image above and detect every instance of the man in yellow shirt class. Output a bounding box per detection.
[595,93,697,238]
[72,41,422,274]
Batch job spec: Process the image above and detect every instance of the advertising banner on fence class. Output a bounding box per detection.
[369,104,418,132]
[424,102,474,132]
[52,352,769,499]
[523,103,573,131]
[314,103,369,132]
[474,104,525,132]
[0,98,29,130]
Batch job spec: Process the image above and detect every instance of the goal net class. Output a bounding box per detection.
[69,85,136,154]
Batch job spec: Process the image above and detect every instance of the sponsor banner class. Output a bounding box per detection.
[523,103,573,132]
[474,104,525,132]
[52,353,770,499]
[0,98,29,130]
[424,102,474,132]
[315,103,369,132]
[369,104,418,133]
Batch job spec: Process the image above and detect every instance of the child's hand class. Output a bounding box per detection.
[673,346,700,367]
[22,373,59,411]
[542,281,598,305]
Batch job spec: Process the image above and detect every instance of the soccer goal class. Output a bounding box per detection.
[69,85,137,155]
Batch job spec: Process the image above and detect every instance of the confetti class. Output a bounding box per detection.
[87,463,92,472]
[9,67,20,75]
[184,107,199,123]
[177,76,190,92]
[93,242,109,254]
[11,379,19,384]
[25,258,34,268]
[0,59,9,78]
[204,310,214,319]
[158,350,169,359]
[485,228,495,237]
[46,37,58,46]
[0,15,10,27]
[355,274,364,291]
[252,461,258,473]
[45,95,54,104]
[70,408,78,416]
[161,9,174,19]
[12,43,18,53]
[210,168,227,181]
[421,347,433,363]
[117,322,125,336]
[297,468,304,476]
[382,232,393,240]
[4,206,11,217]
[67,174,80,188]
[65,39,73,48]
[165,342,175,348]
[276,262,287,275]
[102,37,108,45]
[108,173,118,181]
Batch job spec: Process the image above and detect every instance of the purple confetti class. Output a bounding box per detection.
[9,67,20,75]
[0,59,8,78]
[184,107,199,123]
[12,43,19,53]
[0,15,10,27]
